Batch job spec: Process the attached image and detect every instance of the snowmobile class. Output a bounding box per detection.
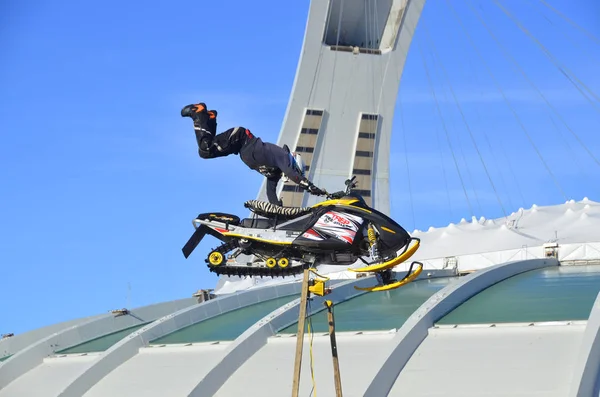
[182,176,423,292]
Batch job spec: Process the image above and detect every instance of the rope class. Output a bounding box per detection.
[453,24,528,210]
[307,298,316,397]
[398,95,416,230]
[422,18,508,219]
[424,30,484,216]
[536,0,600,46]
[369,3,419,223]
[417,36,475,218]
[306,0,334,110]
[466,0,600,170]
[444,0,568,201]
[546,113,589,177]
[493,0,600,111]
[305,267,328,397]
[454,37,522,210]
[436,124,455,220]
[311,0,344,187]
[452,2,525,209]
[525,0,597,64]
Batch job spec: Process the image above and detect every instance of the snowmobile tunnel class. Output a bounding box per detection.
[437,263,600,325]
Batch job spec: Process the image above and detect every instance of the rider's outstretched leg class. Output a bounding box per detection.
[182,103,248,159]
[181,103,216,154]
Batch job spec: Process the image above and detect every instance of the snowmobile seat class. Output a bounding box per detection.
[244,200,313,220]
[240,217,275,229]
[196,212,241,225]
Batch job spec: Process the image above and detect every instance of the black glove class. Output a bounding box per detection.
[299,179,325,196]
[308,184,326,196]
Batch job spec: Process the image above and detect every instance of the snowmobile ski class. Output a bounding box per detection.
[348,238,420,273]
[354,261,423,292]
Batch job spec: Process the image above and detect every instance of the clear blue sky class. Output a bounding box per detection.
[1,0,599,334]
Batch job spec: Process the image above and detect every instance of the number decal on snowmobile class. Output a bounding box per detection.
[313,211,364,244]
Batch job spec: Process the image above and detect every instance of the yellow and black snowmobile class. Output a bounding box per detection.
[182,176,422,291]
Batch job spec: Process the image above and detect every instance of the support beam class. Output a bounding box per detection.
[0,297,197,390]
[55,283,302,397]
[0,314,103,361]
[568,289,600,397]
[325,300,343,397]
[362,258,558,397]
[292,269,311,397]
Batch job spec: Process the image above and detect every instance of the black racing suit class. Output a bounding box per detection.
[195,127,322,205]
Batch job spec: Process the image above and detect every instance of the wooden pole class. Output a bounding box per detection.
[291,268,310,397]
[325,300,343,397]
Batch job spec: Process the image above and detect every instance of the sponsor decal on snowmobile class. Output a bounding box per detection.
[313,211,363,244]
[302,228,323,241]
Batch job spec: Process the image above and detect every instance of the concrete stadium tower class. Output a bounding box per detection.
[257,0,426,214]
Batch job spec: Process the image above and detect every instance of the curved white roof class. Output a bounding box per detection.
[412,198,600,256]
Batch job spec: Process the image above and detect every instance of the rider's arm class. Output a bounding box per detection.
[269,147,325,195]
[265,177,283,206]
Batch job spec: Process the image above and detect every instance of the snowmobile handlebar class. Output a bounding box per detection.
[322,176,358,200]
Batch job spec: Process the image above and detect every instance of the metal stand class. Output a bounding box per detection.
[291,268,310,397]
[291,268,331,397]
[325,300,343,397]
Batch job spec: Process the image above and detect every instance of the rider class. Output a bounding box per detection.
[181,102,327,206]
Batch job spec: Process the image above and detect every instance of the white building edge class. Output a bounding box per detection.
[2,0,600,395]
